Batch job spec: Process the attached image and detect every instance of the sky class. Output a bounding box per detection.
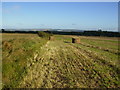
[2,2,118,31]
[1,0,120,2]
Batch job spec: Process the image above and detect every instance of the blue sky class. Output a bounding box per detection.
[1,0,120,2]
[2,2,118,31]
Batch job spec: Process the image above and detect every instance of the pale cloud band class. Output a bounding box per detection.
[1,0,120,2]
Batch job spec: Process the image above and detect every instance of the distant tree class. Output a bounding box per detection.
[98,29,102,32]
[98,29,102,36]
[1,29,5,32]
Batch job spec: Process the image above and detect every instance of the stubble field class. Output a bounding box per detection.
[1,33,120,88]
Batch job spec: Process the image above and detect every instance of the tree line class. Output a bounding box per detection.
[1,29,120,37]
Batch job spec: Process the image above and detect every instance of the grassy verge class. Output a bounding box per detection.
[2,34,48,88]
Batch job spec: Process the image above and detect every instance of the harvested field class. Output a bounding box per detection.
[2,33,120,88]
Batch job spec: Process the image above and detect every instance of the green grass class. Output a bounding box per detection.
[80,37,119,50]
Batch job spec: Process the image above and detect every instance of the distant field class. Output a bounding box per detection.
[2,33,120,88]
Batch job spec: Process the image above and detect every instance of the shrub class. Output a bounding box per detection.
[38,31,53,39]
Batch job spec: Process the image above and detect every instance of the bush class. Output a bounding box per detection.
[38,31,53,39]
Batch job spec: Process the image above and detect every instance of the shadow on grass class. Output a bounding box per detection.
[64,41,71,43]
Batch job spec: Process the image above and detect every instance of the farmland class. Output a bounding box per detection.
[1,33,120,88]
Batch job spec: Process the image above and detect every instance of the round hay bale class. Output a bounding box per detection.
[72,37,80,43]
[49,36,54,40]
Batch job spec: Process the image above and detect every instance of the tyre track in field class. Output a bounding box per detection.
[80,42,119,55]
[68,43,120,87]
[70,43,120,72]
